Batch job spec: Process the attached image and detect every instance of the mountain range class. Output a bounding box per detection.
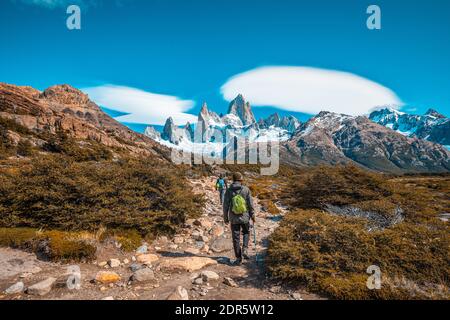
[145,94,450,173]
[369,107,449,147]
[0,82,448,173]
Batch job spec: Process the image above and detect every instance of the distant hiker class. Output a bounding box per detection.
[223,172,255,265]
[215,173,228,205]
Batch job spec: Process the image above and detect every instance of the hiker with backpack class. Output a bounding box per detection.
[215,173,228,205]
[223,172,255,265]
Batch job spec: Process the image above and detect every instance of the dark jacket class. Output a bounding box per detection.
[223,181,255,225]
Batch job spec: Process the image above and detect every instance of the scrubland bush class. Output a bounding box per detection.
[0,154,204,237]
[268,165,450,299]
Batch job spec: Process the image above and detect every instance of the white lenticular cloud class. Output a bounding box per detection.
[221,66,403,115]
[82,85,197,126]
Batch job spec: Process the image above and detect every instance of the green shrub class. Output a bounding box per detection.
[0,154,204,237]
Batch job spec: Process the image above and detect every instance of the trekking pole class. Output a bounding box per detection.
[252,221,260,264]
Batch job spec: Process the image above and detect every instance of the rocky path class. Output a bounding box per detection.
[0,177,320,300]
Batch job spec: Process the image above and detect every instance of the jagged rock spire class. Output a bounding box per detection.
[227,94,256,126]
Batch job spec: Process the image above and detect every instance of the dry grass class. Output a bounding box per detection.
[0,228,96,262]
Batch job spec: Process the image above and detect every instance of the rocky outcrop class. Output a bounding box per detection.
[0,82,168,158]
[227,94,257,126]
[259,113,301,133]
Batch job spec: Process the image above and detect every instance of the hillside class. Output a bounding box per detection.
[0,82,170,160]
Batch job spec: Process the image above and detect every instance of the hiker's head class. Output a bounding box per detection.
[232,172,243,182]
[219,173,224,178]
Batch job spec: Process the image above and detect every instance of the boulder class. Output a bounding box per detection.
[159,257,218,272]
[201,270,219,282]
[27,277,56,296]
[131,268,155,283]
[129,263,143,272]
[108,258,121,268]
[223,277,238,287]
[167,286,189,300]
[95,271,121,284]
[136,253,159,265]
[136,245,148,255]
[210,236,233,253]
[4,282,24,294]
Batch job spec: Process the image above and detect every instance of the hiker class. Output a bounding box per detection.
[215,173,228,205]
[223,172,255,265]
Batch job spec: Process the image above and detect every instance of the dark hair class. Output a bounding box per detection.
[232,172,243,181]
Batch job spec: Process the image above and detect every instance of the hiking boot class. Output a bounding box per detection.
[233,258,242,266]
[242,249,249,260]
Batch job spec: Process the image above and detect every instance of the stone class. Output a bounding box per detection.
[136,245,148,255]
[159,257,218,272]
[131,268,155,283]
[27,277,56,296]
[201,270,219,281]
[159,236,169,243]
[194,218,213,230]
[193,277,203,285]
[102,296,114,300]
[136,253,159,265]
[4,281,24,294]
[168,244,178,250]
[95,271,121,284]
[123,258,129,264]
[131,256,137,262]
[129,263,143,272]
[223,277,238,287]
[166,286,189,300]
[184,247,200,255]
[210,225,224,237]
[210,236,233,253]
[191,230,203,240]
[201,244,210,253]
[173,236,184,244]
[195,241,205,248]
[108,258,121,268]
[291,292,303,300]
[98,261,107,267]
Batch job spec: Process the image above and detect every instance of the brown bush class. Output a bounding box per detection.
[268,209,450,299]
[0,228,96,262]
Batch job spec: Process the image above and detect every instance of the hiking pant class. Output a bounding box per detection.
[219,189,225,205]
[231,223,250,259]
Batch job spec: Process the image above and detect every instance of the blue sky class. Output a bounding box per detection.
[1,0,449,133]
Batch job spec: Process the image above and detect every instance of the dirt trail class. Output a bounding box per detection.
[0,177,321,300]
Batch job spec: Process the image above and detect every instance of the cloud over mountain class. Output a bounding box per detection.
[221,66,403,116]
[83,85,197,126]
